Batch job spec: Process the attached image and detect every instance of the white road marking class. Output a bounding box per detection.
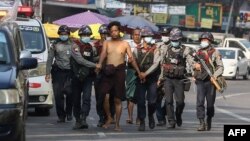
[215,92,250,122]
[97,132,106,137]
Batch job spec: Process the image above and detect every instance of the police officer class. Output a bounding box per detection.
[70,25,98,129]
[158,27,194,128]
[135,27,161,131]
[94,24,109,127]
[156,27,171,127]
[45,25,73,122]
[193,32,224,131]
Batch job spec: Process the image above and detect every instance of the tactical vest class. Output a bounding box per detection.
[70,40,95,81]
[194,48,215,80]
[163,46,186,78]
[137,47,155,72]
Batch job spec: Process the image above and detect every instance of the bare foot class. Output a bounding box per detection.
[111,118,116,124]
[102,117,113,129]
[114,127,122,132]
[126,119,133,124]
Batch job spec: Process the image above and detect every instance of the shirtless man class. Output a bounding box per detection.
[96,21,141,131]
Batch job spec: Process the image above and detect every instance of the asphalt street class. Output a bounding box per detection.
[26,78,250,141]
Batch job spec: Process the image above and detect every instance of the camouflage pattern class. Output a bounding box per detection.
[199,32,214,42]
[169,27,183,41]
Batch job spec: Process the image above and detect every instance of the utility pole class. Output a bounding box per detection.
[225,0,235,35]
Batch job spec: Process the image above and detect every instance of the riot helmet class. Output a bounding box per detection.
[199,32,214,42]
[199,32,214,49]
[78,25,92,36]
[98,24,108,34]
[169,27,183,41]
[160,27,171,36]
[57,25,70,35]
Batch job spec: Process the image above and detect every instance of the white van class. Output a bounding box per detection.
[15,18,53,116]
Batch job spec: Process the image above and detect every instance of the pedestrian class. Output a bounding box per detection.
[126,28,142,125]
[70,25,99,130]
[134,27,162,131]
[45,25,73,123]
[156,27,171,127]
[94,24,115,127]
[96,21,141,131]
[193,32,224,131]
[158,27,195,128]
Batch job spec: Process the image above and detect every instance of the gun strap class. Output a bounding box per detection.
[204,51,215,73]
[140,47,155,67]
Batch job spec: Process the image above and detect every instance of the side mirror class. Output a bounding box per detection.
[238,56,242,60]
[20,58,38,70]
[20,50,32,59]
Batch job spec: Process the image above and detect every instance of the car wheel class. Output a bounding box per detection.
[243,68,249,80]
[232,69,239,80]
[35,108,50,116]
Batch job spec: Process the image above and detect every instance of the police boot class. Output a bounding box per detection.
[197,118,206,131]
[81,116,89,129]
[206,117,212,131]
[138,120,145,131]
[167,120,176,129]
[176,113,182,127]
[72,119,82,130]
[148,115,155,129]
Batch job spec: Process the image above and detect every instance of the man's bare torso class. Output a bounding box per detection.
[106,40,128,67]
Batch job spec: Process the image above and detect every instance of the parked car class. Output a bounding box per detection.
[217,47,249,80]
[0,21,37,141]
[15,18,53,116]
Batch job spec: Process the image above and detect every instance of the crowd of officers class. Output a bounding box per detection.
[45,21,224,132]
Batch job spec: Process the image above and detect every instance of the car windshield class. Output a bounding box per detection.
[218,50,235,59]
[19,25,45,53]
[239,40,250,49]
[0,0,14,7]
[0,32,10,64]
[182,32,200,45]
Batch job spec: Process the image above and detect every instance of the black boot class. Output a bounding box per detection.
[168,120,176,129]
[197,118,205,131]
[67,114,73,121]
[138,120,145,131]
[176,113,182,127]
[148,116,155,129]
[206,117,212,131]
[156,121,166,126]
[73,119,82,130]
[81,116,89,129]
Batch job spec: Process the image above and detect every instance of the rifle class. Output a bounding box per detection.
[193,52,225,96]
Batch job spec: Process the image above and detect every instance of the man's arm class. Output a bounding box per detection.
[213,50,224,78]
[71,44,96,68]
[184,46,196,71]
[97,41,108,68]
[144,48,161,76]
[45,44,56,82]
[126,42,140,74]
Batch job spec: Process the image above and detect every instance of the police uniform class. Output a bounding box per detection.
[155,40,170,126]
[194,46,223,131]
[135,43,161,131]
[158,43,194,128]
[46,39,73,122]
[71,39,97,129]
